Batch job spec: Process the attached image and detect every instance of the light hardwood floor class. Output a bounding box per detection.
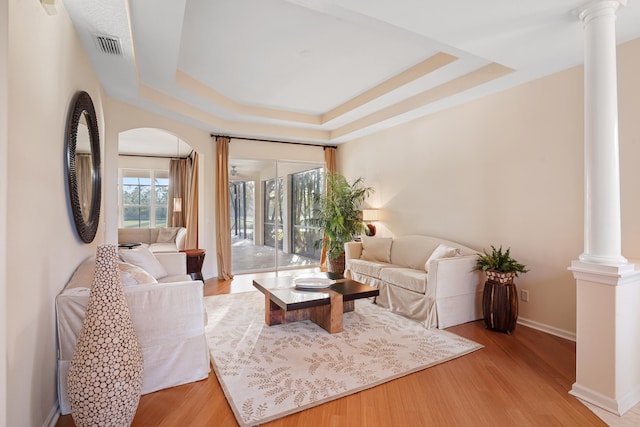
[57,273,616,426]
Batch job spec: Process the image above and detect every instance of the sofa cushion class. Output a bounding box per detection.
[390,235,444,270]
[157,227,179,243]
[348,259,401,278]
[66,257,95,289]
[149,243,180,254]
[119,246,168,279]
[360,236,392,263]
[424,244,461,272]
[118,228,151,245]
[380,267,428,294]
[158,274,193,283]
[67,257,158,289]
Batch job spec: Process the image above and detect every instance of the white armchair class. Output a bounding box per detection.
[56,252,210,415]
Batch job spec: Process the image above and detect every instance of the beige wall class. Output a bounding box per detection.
[1,0,7,424]
[5,2,218,424]
[7,1,106,425]
[229,138,325,163]
[339,37,640,336]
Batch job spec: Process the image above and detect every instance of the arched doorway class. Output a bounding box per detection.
[118,128,194,229]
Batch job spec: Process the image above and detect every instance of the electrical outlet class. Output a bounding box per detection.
[521,289,529,302]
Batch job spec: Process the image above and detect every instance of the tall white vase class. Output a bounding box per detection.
[67,244,144,426]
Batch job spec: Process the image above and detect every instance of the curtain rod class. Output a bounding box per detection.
[211,134,337,150]
[119,151,194,160]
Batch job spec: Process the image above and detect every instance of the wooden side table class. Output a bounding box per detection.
[180,249,206,282]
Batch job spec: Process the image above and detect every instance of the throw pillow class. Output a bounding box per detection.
[360,236,393,263]
[119,262,158,286]
[118,246,168,279]
[424,244,461,272]
[157,227,179,243]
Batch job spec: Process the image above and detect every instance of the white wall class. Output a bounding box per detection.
[7,2,106,425]
[339,38,640,336]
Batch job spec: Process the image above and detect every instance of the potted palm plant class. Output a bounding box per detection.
[475,245,528,284]
[475,245,528,334]
[312,172,373,274]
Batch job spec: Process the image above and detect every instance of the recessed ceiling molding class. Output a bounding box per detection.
[146,62,513,143]
[175,53,459,127]
[138,84,331,142]
[175,70,321,124]
[321,52,458,124]
[330,62,514,139]
[65,1,640,146]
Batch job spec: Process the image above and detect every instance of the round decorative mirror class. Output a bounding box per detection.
[65,91,101,243]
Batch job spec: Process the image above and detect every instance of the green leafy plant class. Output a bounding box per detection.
[311,172,373,260]
[475,245,529,276]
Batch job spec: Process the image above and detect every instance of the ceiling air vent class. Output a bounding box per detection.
[93,34,122,56]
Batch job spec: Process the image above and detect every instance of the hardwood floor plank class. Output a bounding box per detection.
[57,274,610,427]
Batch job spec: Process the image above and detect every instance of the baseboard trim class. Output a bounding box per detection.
[44,402,59,427]
[570,382,640,416]
[517,317,576,342]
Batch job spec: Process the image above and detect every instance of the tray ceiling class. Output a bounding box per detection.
[62,0,640,146]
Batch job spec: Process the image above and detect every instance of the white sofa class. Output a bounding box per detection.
[56,251,210,415]
[118,227,187,253]
[345,235,483,329]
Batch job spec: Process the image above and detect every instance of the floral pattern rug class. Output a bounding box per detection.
[204,291,482,427]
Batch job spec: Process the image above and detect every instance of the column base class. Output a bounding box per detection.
[570,259,640,417]
[578,252,628,266]
[570,382,640,416]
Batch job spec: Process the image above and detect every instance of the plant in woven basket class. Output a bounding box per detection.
[310,172,373,271]
[475,245,528,283]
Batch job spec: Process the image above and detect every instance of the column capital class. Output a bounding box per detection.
[577,0,626,25]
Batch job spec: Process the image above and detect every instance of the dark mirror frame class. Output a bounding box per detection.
[65,91,101,243]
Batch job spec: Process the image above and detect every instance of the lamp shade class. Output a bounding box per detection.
[173,197,182,213]
[362,209,380,222]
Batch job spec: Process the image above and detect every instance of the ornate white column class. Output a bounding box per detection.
[569,0,640,416]
[578,0,626,266]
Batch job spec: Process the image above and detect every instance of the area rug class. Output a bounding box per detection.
[204,291,482,427]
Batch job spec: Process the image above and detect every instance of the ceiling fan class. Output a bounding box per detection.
[230,166,238,177]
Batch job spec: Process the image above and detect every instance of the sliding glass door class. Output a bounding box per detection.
[229,159,324,274]
[290,167,324,260]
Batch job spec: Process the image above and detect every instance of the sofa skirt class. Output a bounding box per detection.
[350,271,436,328]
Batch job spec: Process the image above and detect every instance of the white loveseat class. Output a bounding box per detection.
[345,235,483,329]
[56,250,210,415]
[118,227,187,253]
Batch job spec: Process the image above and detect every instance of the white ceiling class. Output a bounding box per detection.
[62,0,640,151]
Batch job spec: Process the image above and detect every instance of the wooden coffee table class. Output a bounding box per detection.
[253,274,379,334]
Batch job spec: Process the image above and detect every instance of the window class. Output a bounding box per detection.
[230,180,255,240]
[290,167,324,258]
[120,169,169,228]
[263,177,283,248]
